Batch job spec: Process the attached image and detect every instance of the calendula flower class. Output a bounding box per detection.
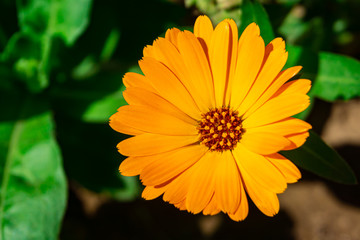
[109,15,311,221]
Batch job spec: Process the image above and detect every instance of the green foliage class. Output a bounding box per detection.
[286,45,360,101]
[0,95,66,240]
[1,0,92,92]
[281,131,357,184]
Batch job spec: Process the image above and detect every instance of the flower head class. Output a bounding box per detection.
[109,15,311,221]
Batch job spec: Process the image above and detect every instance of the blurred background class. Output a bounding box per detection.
[0,0,360,239]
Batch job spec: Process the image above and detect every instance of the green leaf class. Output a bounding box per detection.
[17,0,92,46]
[0,94,67,240]
[50,0,93,46]
[240,0,275,44]
[286,45,360,101]
[0,0,92,93]
[311,52,360,101]
[281,130,357,184]
[50,71,128,123]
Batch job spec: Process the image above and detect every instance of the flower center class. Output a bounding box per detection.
[198,107,243,152]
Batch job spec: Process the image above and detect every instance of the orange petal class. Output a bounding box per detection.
[109,117,145,136]
[209,20,237,107]
[143,44,156,58]
[163,163,196,204]
[241,132,291,155]
[228,176,249,221]
[194,15,213,53]
[272,79,312,98]
[111,105,198,136]
[214,151,241,214]
[242,175,280,217]
[266,153,301,183]
[165,27,181,47]
[119,156,156,176]
[245,117,312,137]
[243,94,310,128]
[243,66,302,118]
[123,87,196,125]
[222,19,239,104]
[142,185,167,200]
[122,72,156,92]
[174,199,187,211]
[139,57,201,119]
[186,151,218,214]
[283,131,309,150]
[118,134,199,157]
[202,195,220,216]
[140,144,207,186]
[233,144,287,193]
[177,30,215,110]
[150,36,213,113]
[230,23,265,109]
[237,38,288,116]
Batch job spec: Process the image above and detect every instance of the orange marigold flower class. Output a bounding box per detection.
[109,15,312,221]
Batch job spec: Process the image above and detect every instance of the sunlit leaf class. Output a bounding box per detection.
[281,130,357,184]
[0,0,92,92]
[0,94,67,240]
[311,52,360,101]
[286,45,360,101]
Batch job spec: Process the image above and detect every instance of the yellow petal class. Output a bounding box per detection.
[194,15,213,53]
[245,117,312,137]
[143,44,156,58]
[118,134,199,157]
[222,19,238,104]
[214,151,241,214]
[109,117,145,136]
[243,94,310,128]
[283,131,309,150]
[237,38,288,116]
[165,27,181,47]
[186,151,218,214]
[233,144,287,193]
[242,176,280,217]
[174,199,187,211]
[142,185,167,200]
[122,72,156,92]
[202,195,220,216]
[123,87,196,125]
[243,66,302,118]
[177,30,216,110]
[266,153,301,183]
[230,23,265,109]
[209,20,237,107]
[151,37,209,114]
[112,105,198,136]
[272,79,312,98]
[140,144,208,186]
[228,177,249,221]
[241,132,291,155]
[163,163,195,204]
[139,57,201,119]
[119,156,156,176]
